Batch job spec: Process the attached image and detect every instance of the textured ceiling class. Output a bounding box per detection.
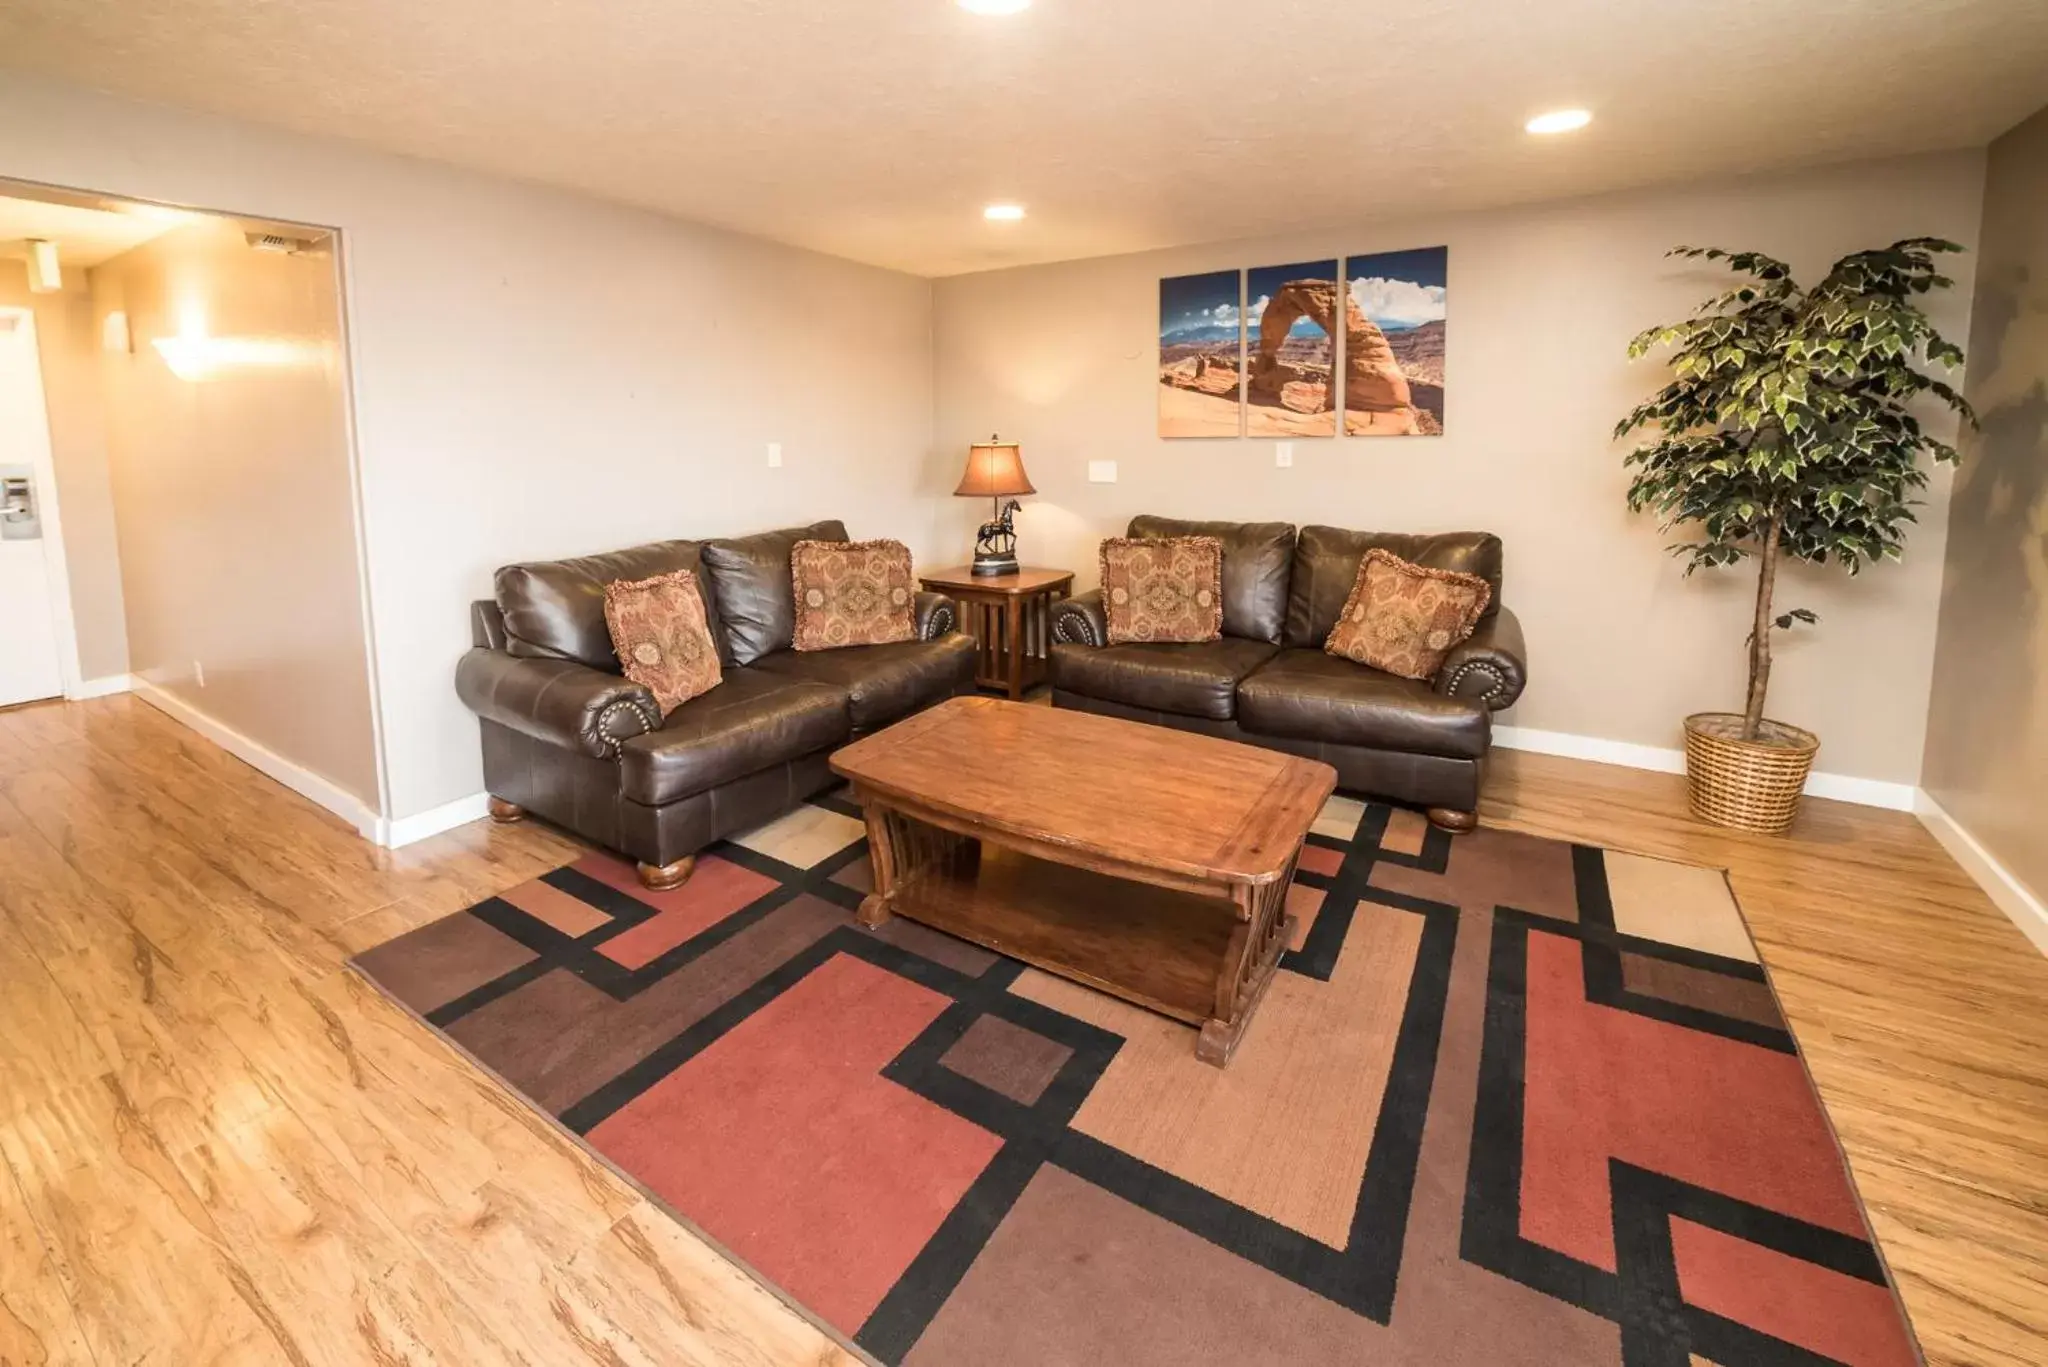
[2,0,2046,277]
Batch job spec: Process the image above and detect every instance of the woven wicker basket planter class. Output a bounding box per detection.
[1682,712,1819,835]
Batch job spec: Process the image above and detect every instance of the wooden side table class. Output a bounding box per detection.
[918,566,1074,701]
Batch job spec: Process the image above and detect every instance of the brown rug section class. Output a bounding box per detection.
[350,799,1919,1367]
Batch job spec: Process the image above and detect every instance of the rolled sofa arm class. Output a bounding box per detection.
[1050,590,1107,649]
[914,591,958,641]
[456,649,661,760]
[1433,605,1527,711]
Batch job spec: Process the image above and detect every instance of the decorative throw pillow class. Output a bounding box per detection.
[602,568,723,715]
[1325,548,1491,681]
[791,539,916,651]
[1100,536,1224,645]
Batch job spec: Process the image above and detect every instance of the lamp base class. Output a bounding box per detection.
[970,551,1020,577]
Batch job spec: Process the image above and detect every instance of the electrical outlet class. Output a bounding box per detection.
[193,660,206,688]
[1275,442,1294,468]
[1088,460,1118,484]
[766,442,783,468]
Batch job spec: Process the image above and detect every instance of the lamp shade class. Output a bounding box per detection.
[954,436,1035,499]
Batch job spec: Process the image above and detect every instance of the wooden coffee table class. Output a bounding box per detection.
[830,697,1335,1066]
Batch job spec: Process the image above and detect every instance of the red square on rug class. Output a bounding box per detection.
[577,854,779,969]
[586,952,1003,1334]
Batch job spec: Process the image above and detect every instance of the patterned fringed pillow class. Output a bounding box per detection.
[791,539,917,651]
[1100,536,1224,645]
[603,568,723,715]
[1325,548,1491,681]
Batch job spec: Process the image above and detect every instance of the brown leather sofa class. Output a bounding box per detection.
[457,520,974,888]
[1049,516,1527,830]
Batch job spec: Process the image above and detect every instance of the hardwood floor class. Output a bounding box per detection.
[0,692,2041,1365]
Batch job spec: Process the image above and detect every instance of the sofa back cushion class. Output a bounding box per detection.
[496,540,720,671]
[1126,515,1296,644]
[701,520,849,666]
[1285,527,1503,649]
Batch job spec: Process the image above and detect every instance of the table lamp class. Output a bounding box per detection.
[953,434,1035,576]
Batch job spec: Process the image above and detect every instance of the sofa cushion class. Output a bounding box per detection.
[496,540,721,671]
[1050,638,1280,722]
[1101,536,1224,644]
[702,520,848,666]
[792,539,916,651]
[753,634,975,731]
[603,569,724,714]
[1236,648,1490,759]
[1284,527,1503,649]
[1325,549,1491,682]
[1128,515,1296,644]
[617,668,849,806]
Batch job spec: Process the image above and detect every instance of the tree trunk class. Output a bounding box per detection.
[1743,516,1782,741]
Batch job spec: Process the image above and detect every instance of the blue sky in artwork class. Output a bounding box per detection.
[1347,246,1448,331]
[1246,260,1338,340]
[1159,270,1241,342]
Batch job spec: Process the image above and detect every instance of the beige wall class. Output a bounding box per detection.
[0,73,936,821]
[0,261,128,681]
[932,152,1986,785]
[1923,108,2048,901]
[90,219,380,804]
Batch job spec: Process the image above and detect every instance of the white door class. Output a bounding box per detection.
[0,310,67,708]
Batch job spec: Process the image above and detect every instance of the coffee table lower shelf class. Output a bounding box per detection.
[854,828,1297,1067]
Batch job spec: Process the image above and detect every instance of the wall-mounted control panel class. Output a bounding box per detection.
[0,465,42,542]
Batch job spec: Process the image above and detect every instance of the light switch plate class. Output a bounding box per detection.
[1088,460,1118,484]
[766,442,783,468]
[1275,442,1294,468]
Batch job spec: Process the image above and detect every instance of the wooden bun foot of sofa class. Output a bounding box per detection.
[636,857,697,892]
[487,798,526,824]
[1426,807,1478,834]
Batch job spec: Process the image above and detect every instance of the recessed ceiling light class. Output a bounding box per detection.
[1526,109,1592,135]
[958,0,1030,13]
[983,203,1026,222]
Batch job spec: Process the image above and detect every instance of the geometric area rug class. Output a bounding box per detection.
[350,788,1921,1367]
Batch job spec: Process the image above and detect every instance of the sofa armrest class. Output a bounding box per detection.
[1050,590,1107,649]
[914,591,958,641]
[456,649,661,760]
[1433,606,1527,712]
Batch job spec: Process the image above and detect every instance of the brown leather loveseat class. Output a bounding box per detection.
[1049,516,1527,830]
[457,520,974,889]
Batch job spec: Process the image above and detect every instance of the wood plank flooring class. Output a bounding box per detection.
[0,692,2041,1366]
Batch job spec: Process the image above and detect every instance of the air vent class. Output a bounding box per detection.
[244,231,329,256]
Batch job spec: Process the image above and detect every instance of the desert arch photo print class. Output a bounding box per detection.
[1157,269,1245,437]
[1244,258,1340,437]
[1345,246,1447,435]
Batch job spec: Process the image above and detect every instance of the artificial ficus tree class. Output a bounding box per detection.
[1616,238,1976,742]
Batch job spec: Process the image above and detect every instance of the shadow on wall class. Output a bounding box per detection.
[1931,252,2048,798]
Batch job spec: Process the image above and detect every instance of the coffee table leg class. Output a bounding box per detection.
[1197,871,1298,1067]
[855,798,979,931]
[856,799,900,928]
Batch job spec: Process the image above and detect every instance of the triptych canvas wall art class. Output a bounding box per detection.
[1158,246,1447,439]
[1156,269,1244,438]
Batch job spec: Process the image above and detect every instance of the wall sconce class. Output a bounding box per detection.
[25,240,61,293]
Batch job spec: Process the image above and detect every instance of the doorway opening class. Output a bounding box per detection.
[0,179,386,831]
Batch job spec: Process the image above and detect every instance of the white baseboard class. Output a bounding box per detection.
[1914,793,2048,956]
[67,672,135,701]
[130,679,383,841]
[379,792,492,849]
[1491,724,1917,811]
